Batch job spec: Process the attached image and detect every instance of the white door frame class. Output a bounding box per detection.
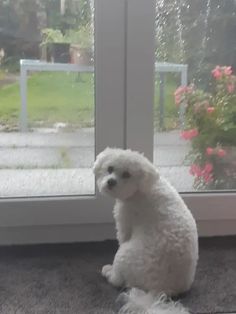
[126,0,155,161]
[125,0,236,228]
[0,0,126,228]
[0,0,235,244]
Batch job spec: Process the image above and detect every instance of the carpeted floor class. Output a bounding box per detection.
[0,236,235,314]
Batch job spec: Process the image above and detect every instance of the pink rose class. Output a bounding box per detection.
[181,128,199,140]
[212,66,233,79]
[224,66,232,76]
[181,131,190,140]
[175,86,186,94]
[207,107,215,113]
[190,162,214,184]
[200,163,214,183]
[189,128,199,139]
[217,148,226,157]
[206,147,214,155]
[203,173,213,183]
[174,85,193,106]
[212,66,222,80]
[180,131,188,140]
[175,95,181,105]
[174,86,186,105]
[204,163,213,173]
[190,164,202,177]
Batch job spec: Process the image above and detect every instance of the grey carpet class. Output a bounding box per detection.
[0,237,235,314]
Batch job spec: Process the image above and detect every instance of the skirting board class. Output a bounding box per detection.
[0,220,236,245]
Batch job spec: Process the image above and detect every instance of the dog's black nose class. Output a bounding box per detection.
[107,178,117,189]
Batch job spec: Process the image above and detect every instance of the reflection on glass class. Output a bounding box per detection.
[154,0,236,191]
[0,0,95,197]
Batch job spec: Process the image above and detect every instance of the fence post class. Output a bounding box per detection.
[159,72,165,130]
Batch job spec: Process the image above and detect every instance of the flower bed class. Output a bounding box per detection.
[175,66,236,190]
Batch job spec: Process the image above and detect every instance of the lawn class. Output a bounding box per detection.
[0,72,94,130]
[0,71,179,131]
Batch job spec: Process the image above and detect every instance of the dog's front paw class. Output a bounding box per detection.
[102,264,123,288]
[102,264,112,278]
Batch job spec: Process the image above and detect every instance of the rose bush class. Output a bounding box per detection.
[175,66,236,190]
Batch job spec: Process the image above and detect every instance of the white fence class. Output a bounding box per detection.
[20,59,187,131]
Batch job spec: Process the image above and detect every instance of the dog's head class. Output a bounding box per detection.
[93,148,159,200]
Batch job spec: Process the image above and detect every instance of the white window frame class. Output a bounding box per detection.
[0,0,127,237]
[125,0,236,236]
[0,0,235,245]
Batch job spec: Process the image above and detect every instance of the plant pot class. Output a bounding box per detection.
[50,43,70,63]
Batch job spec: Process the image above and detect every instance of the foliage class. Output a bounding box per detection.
[0,0,92,69]
[66,27,92,48]
[41,26,92,48]
[41,28,65,44]
[175,66,236,190]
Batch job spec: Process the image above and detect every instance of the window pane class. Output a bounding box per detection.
[0,0,95,197]
[154,0,236,191]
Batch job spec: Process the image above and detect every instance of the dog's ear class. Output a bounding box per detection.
[138,160,159,194]
[93,147,112,174]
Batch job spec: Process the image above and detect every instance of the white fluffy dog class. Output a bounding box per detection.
[93,148,198,314]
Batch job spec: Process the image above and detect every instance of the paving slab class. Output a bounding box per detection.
[159,166,194,192]
[154,145,190,166]
[0,147,94,169]
[0,128,94,147]
[0,169,94,197]
[0,148,61,168]
[0,129,194,196]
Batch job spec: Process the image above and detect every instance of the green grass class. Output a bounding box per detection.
[0,71,180,131]
[0,72,94,129]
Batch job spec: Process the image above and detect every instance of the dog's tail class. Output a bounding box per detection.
[117,288,190,314]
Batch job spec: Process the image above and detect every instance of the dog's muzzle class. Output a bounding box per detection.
[107,178,117,189]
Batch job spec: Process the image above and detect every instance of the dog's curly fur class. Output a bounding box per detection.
[93,148,199,314]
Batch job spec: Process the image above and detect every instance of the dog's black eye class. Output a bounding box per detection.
[108,166,114,174]
[122,171,131,179]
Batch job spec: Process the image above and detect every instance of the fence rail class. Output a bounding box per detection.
[20,59,187,132]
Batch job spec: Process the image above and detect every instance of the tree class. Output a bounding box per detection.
[0,0,92,70]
